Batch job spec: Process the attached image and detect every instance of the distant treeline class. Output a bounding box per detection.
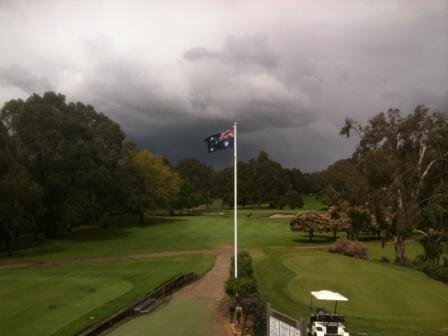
[175,152,317,210]
[0,92,316,255]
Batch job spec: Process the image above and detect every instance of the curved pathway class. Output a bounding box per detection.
[105,246,233,336]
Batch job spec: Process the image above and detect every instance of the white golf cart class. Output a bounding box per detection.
[307,290,349,336]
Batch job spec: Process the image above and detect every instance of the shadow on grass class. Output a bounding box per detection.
[69,216,187,242]
[0,215,188,258]
[108,214,187,228]
[292,235,336,244]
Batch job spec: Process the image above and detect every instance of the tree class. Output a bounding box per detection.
[171,182,203,214]
[0,92,128,237]
[175,158,215,207]
[327,205,351,239]
[318,159,369,206]
[414,228,444,266]
[250,151,289,207]
[290,211,333,241]
[346,204,374,240]
[280,189,304,209]
[0,121,43,255]
[129,149,181,223]
[341,106,448,262]
[0,167,42,255]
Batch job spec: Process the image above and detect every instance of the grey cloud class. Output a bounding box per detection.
[184,34,279,69]
[183,47,221,62]
[0,64,52,93]
[0,1,447,172]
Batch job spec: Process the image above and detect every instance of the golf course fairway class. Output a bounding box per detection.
[253,247,448,336]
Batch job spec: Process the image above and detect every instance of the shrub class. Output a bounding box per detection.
[329,238,368,259]
[225,277,257,298]
[230,251,254,278]
[380,256,390,263]
[412,256,448,284]
[395,256,412,267]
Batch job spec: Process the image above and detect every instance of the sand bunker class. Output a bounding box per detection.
[269,214,295,219]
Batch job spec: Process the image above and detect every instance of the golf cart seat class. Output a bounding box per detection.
[316,307,327,315]
[310,308,328,322]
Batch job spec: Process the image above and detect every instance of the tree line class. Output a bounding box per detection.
[0,92,313,255]
[307,106,448,265]
[0,92,182,255]
[175,151,314,210]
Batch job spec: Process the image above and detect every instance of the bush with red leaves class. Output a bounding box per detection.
[329,238,368,259]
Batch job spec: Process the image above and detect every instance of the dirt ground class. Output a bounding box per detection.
[104,245,234,336]
[175,245,233,336]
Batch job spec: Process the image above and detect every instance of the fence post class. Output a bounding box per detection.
[300,317,306,335]
[266,303,271,336]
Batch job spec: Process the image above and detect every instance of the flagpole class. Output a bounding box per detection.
[233,122,238,278]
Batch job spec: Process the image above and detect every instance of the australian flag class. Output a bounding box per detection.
[204,128,234,153]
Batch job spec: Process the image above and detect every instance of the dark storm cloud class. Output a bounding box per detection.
[0,64,52,93]
[0,1,447,171]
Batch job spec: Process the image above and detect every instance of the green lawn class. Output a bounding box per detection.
[202,195,327,213]
[107,298,224,336]
[0,255,214,336]
[2,194,443,336]
[7,199,330,261]
[252,247,448,336]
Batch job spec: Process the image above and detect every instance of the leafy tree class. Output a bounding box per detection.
[171,182,203,213]
[250,151,289,207]
[0,92,128,237]
[327,205,351,239]
[280,189,304,209]
[346,204,374,240]
[129,149,181,223]
[290,211,333,241]
[341,106,448,262]
[175,158,215,207]
[0,121,43,254]
[318,159,369,205]
[414,228,444,266]
[0,167,43,255]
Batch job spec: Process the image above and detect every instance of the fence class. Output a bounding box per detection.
[78,272,197,336]
[266,303,305,336]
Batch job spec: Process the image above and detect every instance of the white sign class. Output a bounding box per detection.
[270,316,280,335]
[269,316,300,336]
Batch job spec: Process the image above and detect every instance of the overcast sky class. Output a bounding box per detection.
[0,0,447,172]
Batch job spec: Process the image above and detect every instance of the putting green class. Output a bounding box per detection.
[108,298,224,336]
[0,255,214,336]
[253,248,448,336]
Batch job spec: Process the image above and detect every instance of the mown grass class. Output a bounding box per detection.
[2,195,442,336]
[0,255,214,336]
[107,298,223,336]
[5,196,328,261]
[252,247,448,336]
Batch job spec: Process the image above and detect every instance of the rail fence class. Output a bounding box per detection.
[78,272,197,336]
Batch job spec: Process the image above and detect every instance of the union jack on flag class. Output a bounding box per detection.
[204,128,234,153]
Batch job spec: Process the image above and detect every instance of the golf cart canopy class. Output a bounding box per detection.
[311,290,348,302]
